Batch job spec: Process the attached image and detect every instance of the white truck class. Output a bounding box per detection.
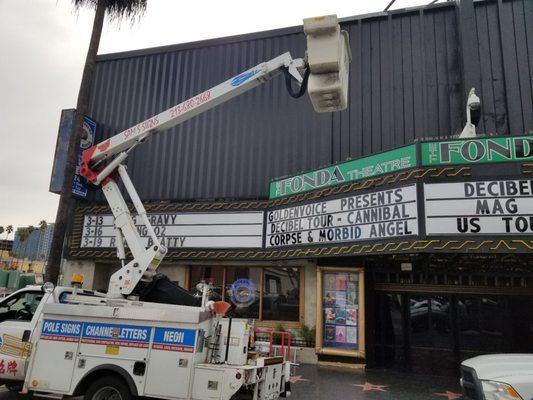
[461,354,533,400]
[0,282,289,400]
[0,15,351,400]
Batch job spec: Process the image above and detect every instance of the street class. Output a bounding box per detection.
[0,366,463,400]
[289,365,463,400]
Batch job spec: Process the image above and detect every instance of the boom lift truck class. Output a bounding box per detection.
[0,15,350,400]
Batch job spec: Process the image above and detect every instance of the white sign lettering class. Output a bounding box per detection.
[266,184,418,247]
[81,212,263,249]
[424,180,533,235]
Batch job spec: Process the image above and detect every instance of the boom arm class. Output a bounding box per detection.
[79,15,350,299]
[80,53,305,298]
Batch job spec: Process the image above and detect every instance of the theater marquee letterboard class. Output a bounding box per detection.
[424,179,533,235]
[81,212,264,249]
[266,184,418,248]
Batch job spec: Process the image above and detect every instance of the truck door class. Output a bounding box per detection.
[0,290,43,381]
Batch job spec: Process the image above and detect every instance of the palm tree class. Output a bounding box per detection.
[0,226,4,266]
[16,228,29,270]
[25,226,36,263]
[39,220,48,261]
[5,225,14,268]
[46,0,147,284]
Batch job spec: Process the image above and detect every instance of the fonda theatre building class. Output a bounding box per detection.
[60,0,532,375]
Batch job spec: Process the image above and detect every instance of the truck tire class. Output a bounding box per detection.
[5,383,23,392]
[84,376,131,400]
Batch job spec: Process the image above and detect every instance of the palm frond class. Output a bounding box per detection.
[72,0,147,23]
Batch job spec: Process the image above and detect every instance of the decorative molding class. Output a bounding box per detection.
[68,238,533,261]
[522,163,533,175]
[68,165,533,260]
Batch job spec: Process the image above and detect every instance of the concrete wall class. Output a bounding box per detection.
[157,264,187,287]
[60,259,188,291]
[303,264,317,330]
[60,259,96,289]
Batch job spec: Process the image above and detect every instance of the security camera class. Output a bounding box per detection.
[467,88,480,111]
[466,88,481,127]
[460,88,481,138]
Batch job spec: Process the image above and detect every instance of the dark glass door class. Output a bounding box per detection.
[374,293,407,370]
[373,292,533,376]
[408,294,455,375]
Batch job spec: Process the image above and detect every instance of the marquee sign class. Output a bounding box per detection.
[81,212,263,249]
[75,135,533,256]
[421,135,533,166]
[424,179,533,235]
[268,135,533,200]
[269,145,417,199]
[266,184,418,248]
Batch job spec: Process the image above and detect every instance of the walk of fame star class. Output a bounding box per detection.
[352,382,388,392]
[434,390,462,400]
[290,375,310,383]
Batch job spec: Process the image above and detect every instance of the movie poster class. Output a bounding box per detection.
[322,272,359,350]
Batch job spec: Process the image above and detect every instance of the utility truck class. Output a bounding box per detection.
[0,15,350,400]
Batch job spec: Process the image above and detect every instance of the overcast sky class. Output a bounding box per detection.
[0,0,431,238]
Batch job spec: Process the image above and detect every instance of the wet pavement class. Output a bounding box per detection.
[290,364,463,400]
[0,366,463,400]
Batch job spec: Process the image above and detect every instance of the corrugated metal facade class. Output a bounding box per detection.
[87,0,532,203]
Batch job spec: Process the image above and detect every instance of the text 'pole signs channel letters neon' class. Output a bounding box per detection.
[152,328,196,352]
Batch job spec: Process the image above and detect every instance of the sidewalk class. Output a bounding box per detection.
[290,364,463,400]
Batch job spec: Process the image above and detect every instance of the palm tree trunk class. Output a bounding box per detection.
[45,0,107,284]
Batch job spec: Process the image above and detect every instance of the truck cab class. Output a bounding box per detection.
[460,354,533,400]
[0,286,45,387]
[0,285,100,390]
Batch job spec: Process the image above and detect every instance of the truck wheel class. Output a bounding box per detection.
[84,376,131,400]
[5,383,23,392]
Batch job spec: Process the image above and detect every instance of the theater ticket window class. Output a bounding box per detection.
[316,267,365,357]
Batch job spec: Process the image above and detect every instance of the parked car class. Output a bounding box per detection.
[460,354,533,399]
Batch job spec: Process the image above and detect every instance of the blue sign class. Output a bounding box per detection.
[49,110,96,197]
[230,278,256,308]
[49,110,75,194]
[231,70,260,87]
[152,328,196,352]
[81,322,151,347]
[41,319,82,342]
[73,116,96,197]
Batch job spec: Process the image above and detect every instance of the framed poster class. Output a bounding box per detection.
[316,267,365,357]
